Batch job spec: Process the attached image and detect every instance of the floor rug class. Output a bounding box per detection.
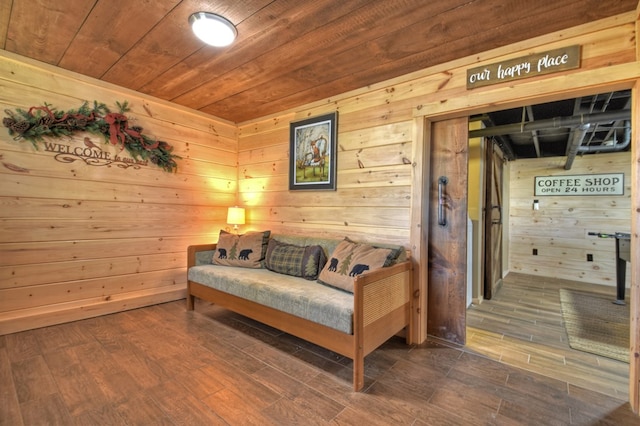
[559,288,629,363]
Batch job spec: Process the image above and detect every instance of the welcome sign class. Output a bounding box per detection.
[43,138,149,169]
[467,45,581,89]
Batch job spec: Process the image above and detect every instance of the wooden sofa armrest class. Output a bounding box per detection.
[187,243,217,268]
[351,259,412,390]
[353,260,413,347]
[187,243,216,310]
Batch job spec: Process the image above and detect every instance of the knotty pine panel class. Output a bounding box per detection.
[237,145,289,173]
[339,142,412,170]
[0,51,235,334]
[509,240,616,259]
[508,205,631,221]
[1,236,217,267]
[508,217,630,237]
[509,259,629,286]
[0,269,185,312]
[239,159,288,181]
[1,173,235,206]
[0,197,223,222]
[339,122,413,150]
[241,187,412,209]
[1,252,184,289]
[238,129,288,152]
[508,152,631,287]
[245,220,410,248]
[510,235,615,250]
[246,206,409,229]
[177,139,237,164]
[338,166,412,188]
[0,218,217,243]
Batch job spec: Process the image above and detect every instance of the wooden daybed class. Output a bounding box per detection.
[186,234,413,391]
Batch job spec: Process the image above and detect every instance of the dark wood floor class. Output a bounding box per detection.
[466,272,630,401]
[1,289,638,425]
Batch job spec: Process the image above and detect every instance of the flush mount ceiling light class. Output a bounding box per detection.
[189,12,237,47]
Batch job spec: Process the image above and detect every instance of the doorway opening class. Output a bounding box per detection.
[464,89,632,399]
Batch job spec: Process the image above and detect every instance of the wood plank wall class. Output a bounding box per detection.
[236,108,414,246]
[0,51,237,334]
[237,11,639,345]
[236,96,420,339]
[0,10,637,344]
[508,153,631,286]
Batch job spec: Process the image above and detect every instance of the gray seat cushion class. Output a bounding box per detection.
[188,264,354,334]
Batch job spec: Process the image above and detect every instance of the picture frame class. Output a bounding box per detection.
[289,112,338,191]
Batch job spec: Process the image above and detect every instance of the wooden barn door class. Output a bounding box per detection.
[427,117,468,345]
[483,140,504,300]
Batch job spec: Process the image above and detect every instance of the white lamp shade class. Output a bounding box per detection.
[189,12,237,47]
[226,207,245,225]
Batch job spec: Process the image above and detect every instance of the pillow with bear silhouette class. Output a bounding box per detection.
[317,238,396,293]
[212,230,270,268]
[264,239,327,280]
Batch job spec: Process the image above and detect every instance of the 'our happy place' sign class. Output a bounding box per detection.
[534,173,624,196]
[467,45,581,89]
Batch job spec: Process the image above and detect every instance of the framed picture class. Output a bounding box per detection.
[289,112,337,191]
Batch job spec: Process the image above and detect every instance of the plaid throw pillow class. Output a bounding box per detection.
[264,239,327,280]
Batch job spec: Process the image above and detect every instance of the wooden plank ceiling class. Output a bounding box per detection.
[0,0,637,123]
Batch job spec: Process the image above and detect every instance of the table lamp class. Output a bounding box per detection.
[227,206,245,233]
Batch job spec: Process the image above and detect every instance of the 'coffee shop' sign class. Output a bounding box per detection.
[467,45,581,89]
[534,173,624,196]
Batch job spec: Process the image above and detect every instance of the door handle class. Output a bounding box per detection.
[438,176,448,227]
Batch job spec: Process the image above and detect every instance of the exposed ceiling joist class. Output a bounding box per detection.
[469,110,631,139]
[470,90,631,161]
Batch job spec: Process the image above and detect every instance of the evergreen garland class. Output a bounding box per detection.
[2,100,180,172]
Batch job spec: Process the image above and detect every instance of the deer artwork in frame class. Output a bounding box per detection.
[289,112,337,191]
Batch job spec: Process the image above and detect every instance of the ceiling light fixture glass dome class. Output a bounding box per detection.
[189,12,237,47]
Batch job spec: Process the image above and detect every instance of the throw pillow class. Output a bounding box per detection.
[265,239,327,280]
[212,230,270,268]
[344,236,405,266]
[318,238,396,293]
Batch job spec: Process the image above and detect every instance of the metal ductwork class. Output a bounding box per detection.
[578,121,631,153]
[564,119,631,169]
[564,124,590,170]
[468,110,631,139]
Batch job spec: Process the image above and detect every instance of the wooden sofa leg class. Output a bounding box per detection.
[353,355,364,391]
[186,283,195,311]
[187,294,195,311]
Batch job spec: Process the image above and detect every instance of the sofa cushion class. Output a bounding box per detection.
[212,230,270,268]
[188,265,354,334]
[318,238,398,293]
[265,239,327,280]
[269,234,341,260]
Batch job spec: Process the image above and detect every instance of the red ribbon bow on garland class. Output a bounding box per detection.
[104,113,159,151]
